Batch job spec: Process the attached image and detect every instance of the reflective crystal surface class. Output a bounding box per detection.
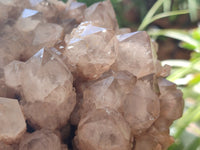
[113,31,156,78]
[64,21,118,80]
[15,8,43,32]
[0,97,26,144]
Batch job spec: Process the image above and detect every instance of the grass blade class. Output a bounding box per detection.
[148,29,199,51]
[188,0,198,22]
[138,0,165,30]
[151,10,189,24]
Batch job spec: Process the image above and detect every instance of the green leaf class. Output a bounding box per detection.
[163,0,171,12]
[138,0,165,30]
[148,29,200,52]
[173,102,200,138]
[186,138,200,150]
[180,42,197,50]
[189,73,200,86]
[150,10,189,24]
[192,27,200,41]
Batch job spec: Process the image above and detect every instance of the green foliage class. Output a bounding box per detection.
[138,0,191,30]
[152,26,200,150]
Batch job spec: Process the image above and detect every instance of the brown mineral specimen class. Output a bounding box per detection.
[84,0,118,30]
[0,0,184,149]
[19,130,61,150]
[20,48,76,129]
[64,21,118,80]
[113,31,156,78]
[75,108,133,150]
[81,71,136,117]
[0,97,26,144]
[157,77,184,121]
[122,75,160,135]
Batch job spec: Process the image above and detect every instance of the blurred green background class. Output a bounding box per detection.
[64,0,200,149]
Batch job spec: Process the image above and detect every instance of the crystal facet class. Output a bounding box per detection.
[64,21,118,80]
[113,31,156,78]
[75,108,133,150]
[0,97,26,144]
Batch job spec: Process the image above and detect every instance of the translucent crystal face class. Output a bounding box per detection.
[113,31,156,78]
[83,0,118,30]
[64,21,117,80]
[22,48,72,104]
[0,97,26,143]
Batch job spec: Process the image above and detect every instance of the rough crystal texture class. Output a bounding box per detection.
[113,31,156,78]
[135,125,174,150]
[75,108,133,150]
[64,21,118,80]
[19,48,76,129]
[122,75,160,135]
[0,97,26,143]
[157,77,184,120]
[84,0,118,30]
[19,130,61,150]
[148,126,174,150]
[81,71,136,117]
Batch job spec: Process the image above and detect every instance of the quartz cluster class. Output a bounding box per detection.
[0,0,184,150]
